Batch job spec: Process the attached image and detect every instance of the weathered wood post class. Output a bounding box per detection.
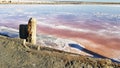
[19,18,37,45]
[27,18,37,45]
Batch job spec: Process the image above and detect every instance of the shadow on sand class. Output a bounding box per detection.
[69,43,120,63]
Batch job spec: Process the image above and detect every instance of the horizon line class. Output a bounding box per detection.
[0,1,120,5]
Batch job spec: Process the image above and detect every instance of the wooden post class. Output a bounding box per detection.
[27,18,37,45]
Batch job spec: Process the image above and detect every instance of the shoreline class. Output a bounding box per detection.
[0,25,120,63]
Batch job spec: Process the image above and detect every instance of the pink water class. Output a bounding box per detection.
[0,4,120,62]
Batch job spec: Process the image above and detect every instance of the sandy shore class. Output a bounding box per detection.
[0,35,120,68]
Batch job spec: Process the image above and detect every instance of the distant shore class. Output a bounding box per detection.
[0,1,120,5]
